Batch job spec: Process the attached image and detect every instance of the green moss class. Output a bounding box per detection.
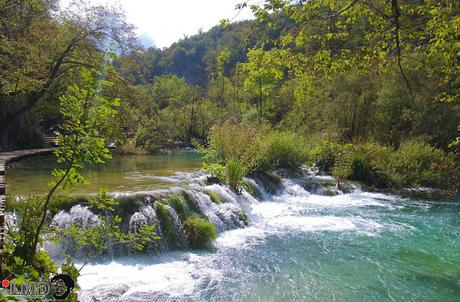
[206,191,222,204]
[243,180,260,198]
[183,217,217,248]
[155,203,174,248]
[323,188,338,196]
[264,171,282,184]
[165,193,190,221]
[253,171,282,194]
[182,191,202,216]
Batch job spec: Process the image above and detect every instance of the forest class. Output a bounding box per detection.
[0,0,459,300]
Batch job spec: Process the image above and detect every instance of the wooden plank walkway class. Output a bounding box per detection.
[0,148,54,273]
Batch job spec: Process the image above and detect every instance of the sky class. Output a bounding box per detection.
[64,0,254,48]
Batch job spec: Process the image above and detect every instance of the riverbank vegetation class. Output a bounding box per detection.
[0,0,459,298]
[3,0,456,186]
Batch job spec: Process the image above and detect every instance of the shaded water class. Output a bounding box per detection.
[6,151,201,198]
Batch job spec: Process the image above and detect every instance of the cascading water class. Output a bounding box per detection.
[166,205,187,248]
[43,170,459,302]
[51,205,101,230]
[129,205,166,251]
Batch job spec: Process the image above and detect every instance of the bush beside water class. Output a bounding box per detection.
[183,217,217,248]
[203,119,458,194]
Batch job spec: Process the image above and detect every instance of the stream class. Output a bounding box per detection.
[7,152,460,301]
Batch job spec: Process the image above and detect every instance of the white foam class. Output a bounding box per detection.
[76,175,400,301]
[267,215,357,232]
[78,253,221,301]
[215,226,268,248]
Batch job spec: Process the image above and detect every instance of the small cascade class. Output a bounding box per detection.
[215,203,248,229]
[205,183,255,214]
[51,205,100,230]
[188,191,226,231]
[166,206,187,248]
[128,212,148,233]
[46,167,371,260]
[50,205,101,256]
[282,179,310,197]
[129,205,166,251]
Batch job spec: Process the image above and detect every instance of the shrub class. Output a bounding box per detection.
[351,142,393,187]
[385,139,458,189]
[331,144,354,181]
[209,119,269,172]
[225,160,246,192]
[264,131,308,169]
[183,217,217,248]
[351,140,458,190]
[308,141,343,173]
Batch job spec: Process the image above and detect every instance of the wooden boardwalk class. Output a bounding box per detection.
[0,148,54,273]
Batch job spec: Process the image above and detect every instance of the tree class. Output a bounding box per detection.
[241,48,285,121]
[0,0,136,150]
[27,64,120,262]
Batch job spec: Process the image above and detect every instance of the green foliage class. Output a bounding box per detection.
[193,139,225,182]
[3,197,56,281]
[183,217,217,248]
[225,160,246,193]
[350,142,394,187]
[264,131,308,169]
[331,144,354,181]
[53,66,119,192]
[209,119,269,172]
[241,48,285,120]
[308,141,343,174]
[0,0,135,151]
[383,140,458,189]
[60,256,80,302]
[308,140,458,191]
[155,203,175,247]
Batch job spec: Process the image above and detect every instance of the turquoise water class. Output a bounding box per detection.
[8,153,459,301]
[78,187,460,301]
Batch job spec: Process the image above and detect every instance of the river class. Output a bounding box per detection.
[7,152,460,301]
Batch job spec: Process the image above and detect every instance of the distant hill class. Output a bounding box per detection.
[117,15,291,86]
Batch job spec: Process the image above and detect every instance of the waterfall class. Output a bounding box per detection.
[49,205,101,256]
[166,205,187,248]
[188,191,226,231]
[46,170,365,259]
[129,205,166,251]
[51,205,100,230]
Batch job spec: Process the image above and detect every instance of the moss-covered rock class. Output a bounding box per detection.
[323,188,338,196]
[206,190,222,204]
[155,203,174,248]
[182,191,202,215]
[183,217,217,248]
[243,180,260,198]
[165,193,190,222]
[252,171,282,194]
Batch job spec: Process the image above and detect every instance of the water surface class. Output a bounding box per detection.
[77,181,460,301]
[6,151,202,198]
